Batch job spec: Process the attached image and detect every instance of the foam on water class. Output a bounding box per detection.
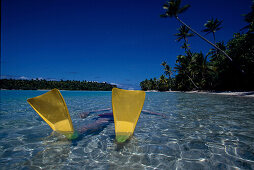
[0,90,254,169]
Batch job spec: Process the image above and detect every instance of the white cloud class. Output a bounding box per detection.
[110,82,139,90]
[128,87,135,90]
[0,75,59,81]
[19,76,29,80]
[110,82,120,86]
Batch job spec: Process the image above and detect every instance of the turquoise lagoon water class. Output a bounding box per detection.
[0,90,254,169]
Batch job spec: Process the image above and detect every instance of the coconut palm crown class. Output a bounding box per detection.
[174,25,194,42]
[161,0,190,18]
[242,0,254,33]
[161,0,233,62]
[202,18,223,43]
[203,18,223,35]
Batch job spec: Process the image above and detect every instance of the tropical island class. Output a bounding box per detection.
[140,0,254,92]
[0,79,116,91]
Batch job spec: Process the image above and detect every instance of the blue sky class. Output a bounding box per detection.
[1,0,252,89]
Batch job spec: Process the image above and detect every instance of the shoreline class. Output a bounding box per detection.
[166,90,254,98]
[183,91,254,97]
[147,90,254,97]
[0,89,113,92]
[2,89,254,97]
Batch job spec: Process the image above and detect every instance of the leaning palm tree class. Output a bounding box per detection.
[202,18,223,43]
[161,0,232,61]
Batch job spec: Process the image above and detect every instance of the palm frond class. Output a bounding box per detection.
[175,0,181,11]
[162,0,190,18]
[160,14,168,18]
[163,4,169,10]
[174,25,193,42]
[202,18,223,34]
[178,4,190,14]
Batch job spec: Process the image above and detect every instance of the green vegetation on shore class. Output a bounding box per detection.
[0,79,116,91]
[140,0,254,91]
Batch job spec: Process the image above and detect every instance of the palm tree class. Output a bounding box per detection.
[189,52,213,89]
[180,42,190,51]
[202,18,223,43]
[150,78,157,90]
[242,0,254,33]
[175,54,199,90]
[174,25,194,43]
[175,25,193,55]
[140,79,149,91]
[161,0,233,61]
[161,61,173,78]
[158,75,169,91]
[209,42,227,63]
[161,61,174,89]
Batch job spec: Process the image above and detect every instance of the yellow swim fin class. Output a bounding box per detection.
[27,89,74,135]
[112,88,146,143]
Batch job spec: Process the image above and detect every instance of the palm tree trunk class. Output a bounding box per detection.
[187,74,199,89]
[212,32,216,44]
[212,32,220,65]
[182,38,198,89]
[176,16,232,61]
[184,38,192,57]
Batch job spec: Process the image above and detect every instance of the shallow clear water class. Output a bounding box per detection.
[0,90,254,169]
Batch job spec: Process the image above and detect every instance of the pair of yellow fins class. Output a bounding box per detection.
[27,88,145,143]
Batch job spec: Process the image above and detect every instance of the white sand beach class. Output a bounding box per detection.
[183,91,254,97]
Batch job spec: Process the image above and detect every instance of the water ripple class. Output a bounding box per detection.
[0,90,254,169]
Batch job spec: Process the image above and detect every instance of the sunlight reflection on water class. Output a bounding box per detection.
[0,90,254,169]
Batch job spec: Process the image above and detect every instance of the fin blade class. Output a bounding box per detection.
[27,89,74,133]
[112,88,145,142]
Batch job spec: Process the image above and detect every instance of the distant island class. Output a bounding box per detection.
[0,79,116,91]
